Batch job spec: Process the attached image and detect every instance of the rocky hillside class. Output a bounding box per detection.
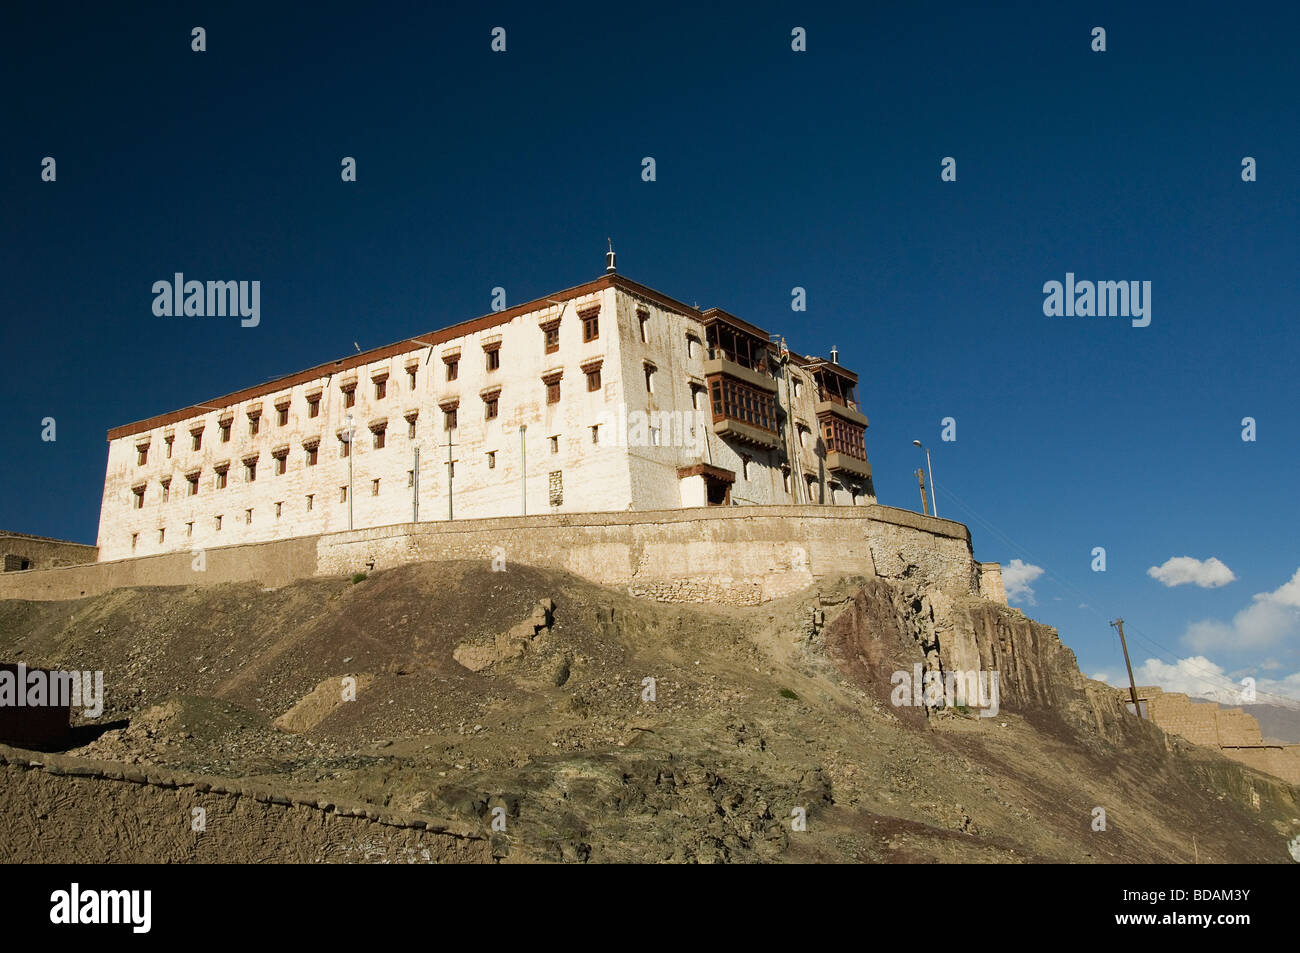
[1,562,1297,863]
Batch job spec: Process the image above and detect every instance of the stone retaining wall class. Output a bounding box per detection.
[0,504,994,609]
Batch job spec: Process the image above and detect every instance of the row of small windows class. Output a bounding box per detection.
[130,414,590,509]
[132,304,832,466]
[135,358,609,466]
[134,377,414,465]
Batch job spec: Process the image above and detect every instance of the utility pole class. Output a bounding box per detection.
[1111,618,1143,717]
[912,440,938,518]
[914,468,929,516]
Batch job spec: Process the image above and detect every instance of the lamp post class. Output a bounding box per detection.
[341,413,355,531]
[519,424,527,516]
[912,439,937,518]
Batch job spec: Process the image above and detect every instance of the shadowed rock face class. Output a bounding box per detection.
[824,579,1130,731]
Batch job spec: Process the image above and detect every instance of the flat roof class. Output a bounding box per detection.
[106,273,702,442]
[106,273,861,442]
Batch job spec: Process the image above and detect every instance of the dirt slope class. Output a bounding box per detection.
[1,562,1297,863]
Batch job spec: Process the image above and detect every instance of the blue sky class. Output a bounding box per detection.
[2,2,1297,702]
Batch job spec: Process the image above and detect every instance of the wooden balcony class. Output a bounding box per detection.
[712,417,780,449]
[704,354,778,394]
[815,399,868,428]
[825,451,872,479]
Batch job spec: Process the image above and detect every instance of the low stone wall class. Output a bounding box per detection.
[0,504,981,608]
[0,532,97,572]
[0,744,491,863]
[1133,686,1300,785]
[0,535,319,602]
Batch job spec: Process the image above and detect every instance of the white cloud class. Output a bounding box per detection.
[1095,655,1300,707]
[1003,559,1044,605]
[1147,556,1236,589]
[1184,568,1300,652]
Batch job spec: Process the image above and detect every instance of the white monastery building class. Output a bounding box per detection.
[97,258,875,561]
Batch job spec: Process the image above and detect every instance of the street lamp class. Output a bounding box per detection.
[912,439,937,518]
[341,413,356,531]
[519,423,527,516]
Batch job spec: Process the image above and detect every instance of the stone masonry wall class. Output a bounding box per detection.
[0,533,98,572]
[0,504,983,609]
[1135,686,1300,785]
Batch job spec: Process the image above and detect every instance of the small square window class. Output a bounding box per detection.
[546,380,560,404]
[372,429,385,450]
[137,445,149,466]
[249,415,260,436]
[586,367,601,391]
[374,379,386,400]
[308,396,321,418]
[277,405,289,426]
[486,349,501,371]
[446,359,459,382]
[544,325,559,353]
[485,396,499,420]
[187,473,200,496]
[191,431,203,451]
[582,312,599,341]
[220,421,231,443]
[245,461,257,482]
[132,486,145,509]
[215,469,228,490]
[307,446,319,466]
[444,407,457,431]
[343,387,356,409]
[275,453,287,475]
